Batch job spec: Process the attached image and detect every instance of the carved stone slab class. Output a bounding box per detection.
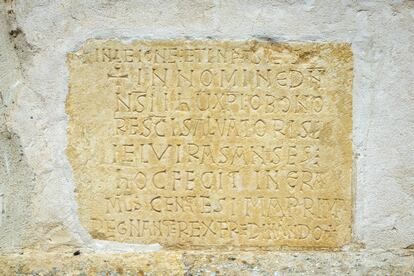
[66,40,352,249]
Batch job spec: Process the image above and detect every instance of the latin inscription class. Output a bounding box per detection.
[66,40,352,248]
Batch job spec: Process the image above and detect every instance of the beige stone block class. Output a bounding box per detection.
[1,250,414,275]
[66,39,352,249]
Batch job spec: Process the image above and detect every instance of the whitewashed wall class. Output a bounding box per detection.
[0,0,413,254]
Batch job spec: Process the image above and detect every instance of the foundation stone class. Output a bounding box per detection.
[66,40,352,249]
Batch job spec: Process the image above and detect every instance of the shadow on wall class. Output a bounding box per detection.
[0,127,35,250]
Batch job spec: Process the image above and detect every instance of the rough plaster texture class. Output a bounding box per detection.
[0,0,413,273]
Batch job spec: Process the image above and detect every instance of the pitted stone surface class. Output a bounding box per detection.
[66,40,352,249]
[1,250,413,275]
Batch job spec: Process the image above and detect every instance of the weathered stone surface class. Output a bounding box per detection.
[1,0,414,273]
[1,249,413,275]
[0,251,184,275]
[66,40,352,249]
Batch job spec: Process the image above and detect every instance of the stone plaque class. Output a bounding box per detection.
[66,40,352,249]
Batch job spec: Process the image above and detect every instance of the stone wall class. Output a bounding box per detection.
[0,0,413,274]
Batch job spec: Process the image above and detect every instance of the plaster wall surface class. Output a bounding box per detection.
[0,0,413,274]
